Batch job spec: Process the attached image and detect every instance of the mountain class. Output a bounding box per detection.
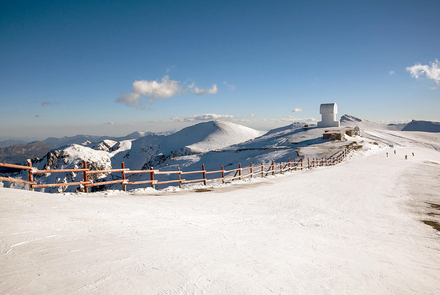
[10,116,439,193]
[42,135,110,149]
[2,121,265,192]
[111,121,266,170]
[402,120,440,132]
[0,139,27,148]
[0,141,50,165]
[41,131,152,149]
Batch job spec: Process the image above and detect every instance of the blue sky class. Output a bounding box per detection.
[1,0,439,139]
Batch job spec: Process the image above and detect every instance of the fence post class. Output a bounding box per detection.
[288,158,291,172]
[238,163,242,180]
[301,159,303,170]
[26,159,33,191]
[261,163,264,177]
[150,167,155,189]
[178,167,182,188]
[121,162,127,192]
[221,166,225,183]
[293,158,296,171]
[83,160,88,193]
[272,160,275,175]
[280,161,282,174]
[202,164,207,185]
[250,163,253,178]
[307,158,310,169]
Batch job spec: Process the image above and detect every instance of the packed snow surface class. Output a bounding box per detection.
[1,118,440,294]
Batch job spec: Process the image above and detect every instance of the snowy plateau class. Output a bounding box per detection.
[1,115,440,294]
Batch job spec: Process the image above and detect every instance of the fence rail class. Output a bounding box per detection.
[0,146,353,193]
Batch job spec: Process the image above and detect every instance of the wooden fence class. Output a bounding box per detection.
[0,147,352,193]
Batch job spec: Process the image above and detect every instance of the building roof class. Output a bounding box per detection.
[320,103,337,114]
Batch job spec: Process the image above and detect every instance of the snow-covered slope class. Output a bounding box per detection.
[402,120,440,132]
[182,121,265,153]
[1,128,440,294]
[152,121,361,175]
[2,121,266,191]
[3,116,440,192]
[340,114,386,131]
[42,131,151,149]
[111,121,266,170]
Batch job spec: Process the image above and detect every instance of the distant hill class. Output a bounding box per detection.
[0,139,27,148]
[0,141,50,164]
[42,131,154,149]
[402,120,440,132]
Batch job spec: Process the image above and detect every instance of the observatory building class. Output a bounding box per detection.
[317,103,340,128]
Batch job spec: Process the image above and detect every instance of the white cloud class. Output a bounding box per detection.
[271,116,318,124]
[105,122,115,125]
[116,75,183,109]
[223,81,236,91]
[187,81,195,89]
[193,84,218,95]
[249,113,255,117]
[171,114,235,122]
[389,70,395,76]
[406,59,440,88]
[292,108,302,112]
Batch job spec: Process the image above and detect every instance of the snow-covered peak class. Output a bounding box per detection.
[340,114,386,130]
[146,121,264,154]
[402,120,440,133]
[340,114,362,124]
[185,121,266,153]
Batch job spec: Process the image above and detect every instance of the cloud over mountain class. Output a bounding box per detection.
[171,114,235,122]
[116,76,183,109]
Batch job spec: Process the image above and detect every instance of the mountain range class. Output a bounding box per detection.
[1,116,439,193]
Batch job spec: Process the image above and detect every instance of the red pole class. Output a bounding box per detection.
[293,158,296,171]
[121,162,126,192]
[27,159,33,191]
[178,167,182,188]
[221,166,225,183]
[250,162,253,178]
[238,163,242,180]
[272,160,275,175]
[83,160,88,193]
[150,167,155,189]
[202,164,207,185]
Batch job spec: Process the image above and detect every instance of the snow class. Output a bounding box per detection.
[402,120,440,132]
[1,121,440,294]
